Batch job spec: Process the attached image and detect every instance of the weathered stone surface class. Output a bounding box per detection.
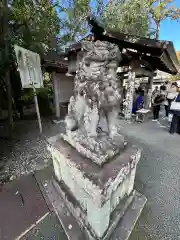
[47,136,141,238]
[52,179,135,240]
[45,179,147,240]
[62,130,126,166]
[64,40,125,165]
[123,71,136,120]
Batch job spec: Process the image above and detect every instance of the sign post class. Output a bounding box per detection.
[14,45,44,133]
[32,85,42,133]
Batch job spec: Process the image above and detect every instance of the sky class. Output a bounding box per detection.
[160,20,180,51]
[157,0,180,51]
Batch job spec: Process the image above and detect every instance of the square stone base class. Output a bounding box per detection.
[45,179,146,240]
[47,135,143,239]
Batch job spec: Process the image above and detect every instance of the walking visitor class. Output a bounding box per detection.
[169,90,180,135]
[152,87,165,121]
[152,88,160,121]
[167,82,178,111]
[160,85,168,118]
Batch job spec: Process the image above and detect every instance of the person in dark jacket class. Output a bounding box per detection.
[169,91,180,135]
[152,89,162,121]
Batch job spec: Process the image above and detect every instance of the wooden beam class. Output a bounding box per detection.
[52,72,60,119]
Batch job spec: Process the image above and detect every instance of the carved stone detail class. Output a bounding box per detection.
[63,40,126,165]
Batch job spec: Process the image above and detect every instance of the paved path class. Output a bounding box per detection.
[119,120,180,240]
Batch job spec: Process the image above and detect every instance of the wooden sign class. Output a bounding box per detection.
[14,45,43,133]
[14,45,43,88]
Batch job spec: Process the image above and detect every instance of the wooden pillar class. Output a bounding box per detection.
[52,72,60,119]
[124,71,136,120]
[144,76,153,109]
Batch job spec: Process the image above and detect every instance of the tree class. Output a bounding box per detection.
[1,0,13,137]
[102,0,151,37]
[58,0,90,42]
[170,51,180,81]
[57,0,103,45]
[176,51,180,79]
[0,0,61,136]
[177,51,180,63]
[1,1,60,78]
[57,0,152,51]
[149,0,180,40]
[8,0,60,54]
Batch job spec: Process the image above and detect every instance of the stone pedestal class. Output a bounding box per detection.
[47,135,146,240]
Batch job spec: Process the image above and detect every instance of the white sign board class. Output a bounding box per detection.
[14,45,43,88]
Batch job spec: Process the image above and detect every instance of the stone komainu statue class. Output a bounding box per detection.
[66,41,122,136]
[63,40,125,165]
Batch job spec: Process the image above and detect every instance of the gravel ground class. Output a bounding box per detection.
[0,118,65,184]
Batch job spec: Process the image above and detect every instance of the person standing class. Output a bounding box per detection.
[152,86,159,95]
[132,89,139,114]
[167,82,178,111]
[132,88,144,114]
[160,85,168,118]
[151,88,161,121]
[169,91,180,135]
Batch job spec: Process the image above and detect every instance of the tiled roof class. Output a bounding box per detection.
[42,51,68,70]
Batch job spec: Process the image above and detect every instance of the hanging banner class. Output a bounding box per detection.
[14,45,43,88]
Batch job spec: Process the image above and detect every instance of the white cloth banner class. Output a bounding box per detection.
[14,45,43,88]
